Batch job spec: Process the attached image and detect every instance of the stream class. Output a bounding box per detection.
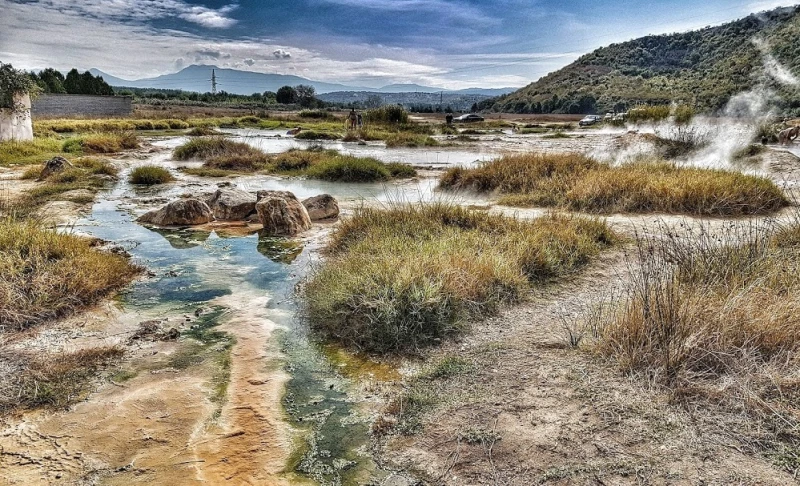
[66,135,492,485]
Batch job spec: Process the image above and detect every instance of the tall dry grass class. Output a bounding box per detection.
[0,218,142,330]
[594,220,800,467]
[440,153,787,216]
[305,203,615,353]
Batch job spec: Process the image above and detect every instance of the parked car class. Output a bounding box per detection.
[579,115,602,126]
[454,114,485,123]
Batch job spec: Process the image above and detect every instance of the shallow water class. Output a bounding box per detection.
[70,157,401,484]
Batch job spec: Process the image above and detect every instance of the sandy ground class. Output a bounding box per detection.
[1,130,798,485]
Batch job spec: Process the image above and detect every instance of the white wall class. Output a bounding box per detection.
[0,93,34,142]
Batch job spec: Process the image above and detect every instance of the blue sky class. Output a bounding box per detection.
[0,0,795,89]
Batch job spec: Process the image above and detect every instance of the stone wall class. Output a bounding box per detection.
[32,94,133,117]
[0,93,33,142]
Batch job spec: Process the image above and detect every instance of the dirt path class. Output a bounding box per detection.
[377,247,794,485]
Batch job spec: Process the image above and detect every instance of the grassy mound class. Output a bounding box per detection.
[385,133,440,148]
[172,141,417,182]
[0,219,142,330]
[305,155,394,182]
[305,203,615,353]
[294,130,340,140]
[129,165,175,185]
[62,132,139,154]
[440,153,787,216]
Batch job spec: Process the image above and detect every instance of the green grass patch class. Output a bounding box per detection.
[129,165,175,185]
[294,130,341,141]
[440,153,787,216]
[62,132,139,154]
[305,203,615,353]
[0,137,66,167]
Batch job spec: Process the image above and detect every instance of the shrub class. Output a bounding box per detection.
[385,162,417,178]
[364,105,409,124]
[187,126,219,136]
[294,130,340,140]
[306,204,615,353]
[63,132,139,154]
[385,133,440,148]
[305,155,391,182]
[173,137,262,160]
[129,165,175,185]
[0,218,142,330]
[152,120,171,130]
[627,105,672,123]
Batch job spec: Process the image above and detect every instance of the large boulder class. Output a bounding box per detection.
[255,191,311,236]
[302,194,339,221]
[205,187,257,220]
[39,156,72,180]
[137,198,214,226]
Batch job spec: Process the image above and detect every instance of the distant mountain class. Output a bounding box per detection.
[488,5,800,114]
[90,65,371,95]
[90,65,518,98]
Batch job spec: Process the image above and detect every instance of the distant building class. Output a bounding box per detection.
[32,94,133,117]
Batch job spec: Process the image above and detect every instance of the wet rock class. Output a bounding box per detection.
[39,156,72,180]
[302,194,339,221]
[205,187,257,221]
[137,198,214,226]
[255,190,311,236]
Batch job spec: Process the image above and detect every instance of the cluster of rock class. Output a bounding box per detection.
[137,186,339,236]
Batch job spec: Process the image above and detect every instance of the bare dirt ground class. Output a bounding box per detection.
[1,129,798,485]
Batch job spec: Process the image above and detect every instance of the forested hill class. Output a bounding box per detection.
[485,5,800,115]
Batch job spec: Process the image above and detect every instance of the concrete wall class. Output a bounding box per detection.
[0,93,33,142]
[32,94,133,117]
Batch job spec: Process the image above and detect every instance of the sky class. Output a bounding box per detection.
[0,0,796,90]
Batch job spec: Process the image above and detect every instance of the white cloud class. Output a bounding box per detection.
[13,0,239,29]
[747,1,795,12]
[0,0,525,88]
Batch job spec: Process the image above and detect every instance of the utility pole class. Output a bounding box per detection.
[210,69,217,94]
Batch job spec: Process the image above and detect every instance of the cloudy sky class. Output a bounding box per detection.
[0,0,795,89]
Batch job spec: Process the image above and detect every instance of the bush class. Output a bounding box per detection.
[0,218,142,330]
[305,155,392,182]
[187,126,219,136]
[386,162,417,178]
[294,130,340,140]
[440,153,787,216]
[306,204,615,353]
[364,105,409,124]
[63,132,139,154]
[129,165,175,185]
[173,137,262,160]
[596,220,800,458]
[385,133,440,148]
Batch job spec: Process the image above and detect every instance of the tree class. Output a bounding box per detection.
[295,84,316,107]
[63,68,82,94]
[276,85,297,104]
[365,95,384,109]
[38,68,66,93]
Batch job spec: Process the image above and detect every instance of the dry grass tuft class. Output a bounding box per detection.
[440,153,787,216]
[0,218,142,330]
[305,203,615,353]
[129,165,175,185]
[595,220,800,469]
[0,347,124,413]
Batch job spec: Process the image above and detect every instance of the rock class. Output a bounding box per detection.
[302,194,339,221]
[39,156,72,180]
[137,198,214,226]
[255,191,311,236]
[205,187,257,220]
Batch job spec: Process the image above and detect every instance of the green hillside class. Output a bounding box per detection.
[485,5,800,114]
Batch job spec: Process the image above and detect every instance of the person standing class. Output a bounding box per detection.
[348,108,357,130]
